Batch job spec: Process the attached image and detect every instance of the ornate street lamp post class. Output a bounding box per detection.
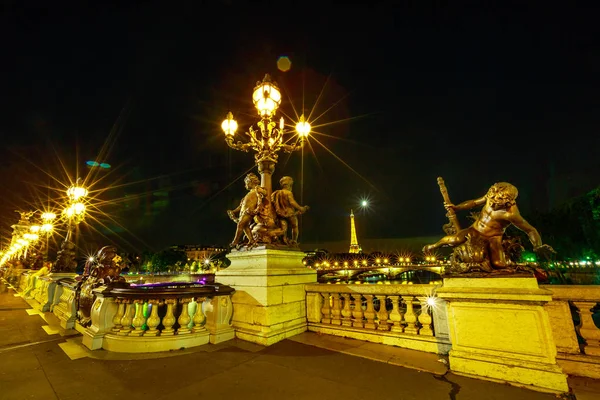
[221,74,311,248]
[222,74,311,196]
[40,211,56,261]
[216,76,318,346]
[54,179,87,272]
[63,180,88,240]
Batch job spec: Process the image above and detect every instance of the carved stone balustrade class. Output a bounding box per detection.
[79,282,235,353]
[32,276,51,310]
[52,278,78,329]
[305,283,450,354]
[18,270,31,293]
[542,285,600,379]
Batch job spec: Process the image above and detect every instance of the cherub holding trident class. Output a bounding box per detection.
[423,179,555,270]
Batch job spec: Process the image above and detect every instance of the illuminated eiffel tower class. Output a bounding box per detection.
[349,210,362,254]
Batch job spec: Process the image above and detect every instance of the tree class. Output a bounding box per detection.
[146,248,187,273]
[526,187,600,259]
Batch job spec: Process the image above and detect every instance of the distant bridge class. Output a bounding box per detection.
[315,264,444,280]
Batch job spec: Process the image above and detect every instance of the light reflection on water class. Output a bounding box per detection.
[319,278,442,285]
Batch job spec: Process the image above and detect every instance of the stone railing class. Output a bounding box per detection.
[32,276,52,309]
[542,285,600,379]
[124,273,215,285]
[25,273,77,312]
[53,278,78,329]
[305,283,451,354]
[17,270,31,292]
[79,283,236,353]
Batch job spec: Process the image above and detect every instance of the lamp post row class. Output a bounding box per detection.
[1,73,311,264]
[0,180,88,270]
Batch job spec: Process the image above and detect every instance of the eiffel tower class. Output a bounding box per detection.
[349,210,362,253]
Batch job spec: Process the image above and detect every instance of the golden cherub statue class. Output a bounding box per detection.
[423,179,555,274]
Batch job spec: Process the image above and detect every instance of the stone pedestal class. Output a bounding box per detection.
[215,247,316,346]
[436,276,569,394]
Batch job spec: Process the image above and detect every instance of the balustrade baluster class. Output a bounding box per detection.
[573,301,600,356]
[417,298,433,336]
[177,298,193,335]
[130,300,147,336]
[118,300,135,335]
[404,296,419,334]
[145,300,161,336]
[161,299,177,336]
[363,295,376,330]
[192,297,207,332]
[320,293,332,324]
[351,294,364,328]
[341,294,353,327]
[377,295,390,331]
[388,295,404,333]
[111,299,125,333]
[331,294,342,325]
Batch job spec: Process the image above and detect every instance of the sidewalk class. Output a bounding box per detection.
[1,280,598,400]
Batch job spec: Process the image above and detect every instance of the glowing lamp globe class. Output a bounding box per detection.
[63,206,73,218]
[30,225,40,233]
[252,74,281,117]
[41,212,56,221]
[67,184,88,201]
[41,223,53,233]
[73,202,86,215]
[295,114,311,138]
[221,112,238,136]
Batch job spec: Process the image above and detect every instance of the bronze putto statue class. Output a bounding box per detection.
[423,178,555,275]
[78,245,127,327]
[227,173,308,249]
[272,176,309,245]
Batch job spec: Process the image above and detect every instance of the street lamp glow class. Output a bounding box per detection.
[65,203,86,217]
[40,223,53,233]
[361,200,368,207]
[252,74,281,117]
[295,114,311,138]
[221,112,238,136]
[67,184,88,201]
[41,212,56,221]
[23,233,39,241]
[30,225,41,233]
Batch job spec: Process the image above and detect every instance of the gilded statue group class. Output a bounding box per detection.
[422,178,555,275]
[227,174,309,249]
[78,245,127,326]
[226,170,555,274]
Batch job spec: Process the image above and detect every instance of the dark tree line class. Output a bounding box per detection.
[525,187,600,260]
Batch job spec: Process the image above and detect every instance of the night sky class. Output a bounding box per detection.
[1,2,599,254]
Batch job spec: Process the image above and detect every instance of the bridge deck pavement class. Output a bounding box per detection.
[1,279,598,400]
